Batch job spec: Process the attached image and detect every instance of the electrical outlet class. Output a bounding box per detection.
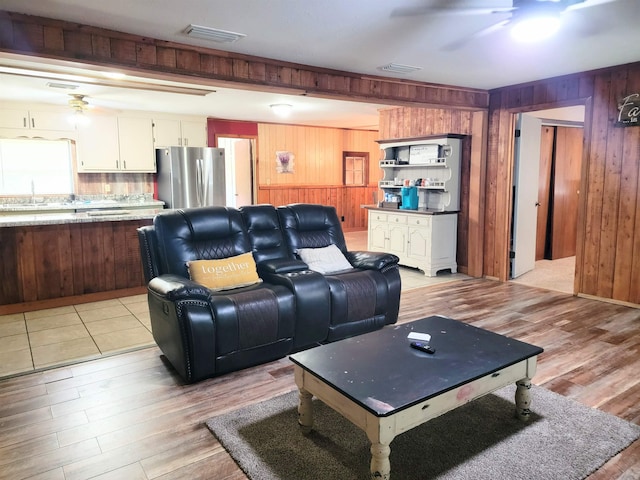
[104,183,111,193]
[341,216,345,222]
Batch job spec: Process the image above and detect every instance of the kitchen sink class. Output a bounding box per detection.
[86,210,132,216]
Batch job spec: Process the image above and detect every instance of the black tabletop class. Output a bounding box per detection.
[289,315,543,417]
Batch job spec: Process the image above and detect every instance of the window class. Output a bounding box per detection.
[0,138,74,195]
[343,151,369,186]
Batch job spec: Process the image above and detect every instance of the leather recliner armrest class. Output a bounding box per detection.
[345,251,400,272]
[148,274,212,302]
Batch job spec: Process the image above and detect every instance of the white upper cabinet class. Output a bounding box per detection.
[153,118,207,148]
[180,120,208,147]
[77,116,155,173]
[0,108,76,132]
[76,116,120,171]
[152,118,181,147]
[118,117,156,172]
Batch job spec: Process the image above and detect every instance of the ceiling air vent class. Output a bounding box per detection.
[377,63,422,74]
[184,24,246,43]
[46,82,79,90]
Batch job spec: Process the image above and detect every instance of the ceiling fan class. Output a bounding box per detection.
[392,0,618,48]
[68,93,113,113]
[67,94,92,126]
[68,94,89,113]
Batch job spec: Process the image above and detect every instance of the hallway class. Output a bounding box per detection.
[511,256,576,294]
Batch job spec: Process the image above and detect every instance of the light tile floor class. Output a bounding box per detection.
[0,294,153,379]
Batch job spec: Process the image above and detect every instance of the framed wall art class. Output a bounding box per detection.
[276,151,294,173]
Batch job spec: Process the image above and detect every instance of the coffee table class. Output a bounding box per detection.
[289,315,544,480]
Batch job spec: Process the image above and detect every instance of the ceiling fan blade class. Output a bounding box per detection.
[562,0,624,38]
[441,18,511,51]
[565,0,619,11]
[391,5,515,18]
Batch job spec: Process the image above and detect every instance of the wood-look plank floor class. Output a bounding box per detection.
[0,278,638,479]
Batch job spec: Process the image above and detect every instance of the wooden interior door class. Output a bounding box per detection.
[550,126,583,259]
[536,126,555,261]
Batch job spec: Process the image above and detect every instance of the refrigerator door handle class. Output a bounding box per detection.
[196,157,204,207]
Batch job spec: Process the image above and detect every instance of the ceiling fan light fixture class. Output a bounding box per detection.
[510,15,562,42]
[270,103,293,117]
[67,94,91,126]
[67,109,90,127]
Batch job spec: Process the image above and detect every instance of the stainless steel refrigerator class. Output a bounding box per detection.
[155,147,226,209]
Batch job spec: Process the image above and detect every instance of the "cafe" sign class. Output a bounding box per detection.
[617,93,640,127]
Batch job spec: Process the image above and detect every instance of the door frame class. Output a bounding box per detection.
[505,100,590,294]
[213,134,258,206]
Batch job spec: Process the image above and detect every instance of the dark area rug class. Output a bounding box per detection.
[206,385,640,480]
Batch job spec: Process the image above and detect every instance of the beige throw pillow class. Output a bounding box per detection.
[188,252,262,291]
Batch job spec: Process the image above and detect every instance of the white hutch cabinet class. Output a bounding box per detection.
[367,134,463,276]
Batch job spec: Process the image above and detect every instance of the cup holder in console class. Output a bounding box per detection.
[285,270,314,277]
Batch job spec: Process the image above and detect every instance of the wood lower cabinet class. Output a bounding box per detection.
[368,209,457,276]
[0,220,151,306]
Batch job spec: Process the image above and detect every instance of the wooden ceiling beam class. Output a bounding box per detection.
[0,10,489,111]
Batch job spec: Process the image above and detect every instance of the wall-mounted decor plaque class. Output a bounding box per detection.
[617,93,639,127]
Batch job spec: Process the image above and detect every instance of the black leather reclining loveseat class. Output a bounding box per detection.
[137,203,401,383]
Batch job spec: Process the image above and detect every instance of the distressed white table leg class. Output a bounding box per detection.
[297,389,314,434]
[370,442,391,480]
[515,378,532,421]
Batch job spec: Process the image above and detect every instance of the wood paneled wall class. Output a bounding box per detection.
[257,186,376,230]
[488,62,640,305]
[255,123,380,229]
[379,108,476,140]
[0,220,150,305]
[257,124,380,186]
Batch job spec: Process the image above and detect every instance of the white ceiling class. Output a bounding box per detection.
[0,60,385,130]
[0,0,636,127]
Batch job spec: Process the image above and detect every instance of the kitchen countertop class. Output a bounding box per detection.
[0,202,164,228]
[0,199,164,213]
